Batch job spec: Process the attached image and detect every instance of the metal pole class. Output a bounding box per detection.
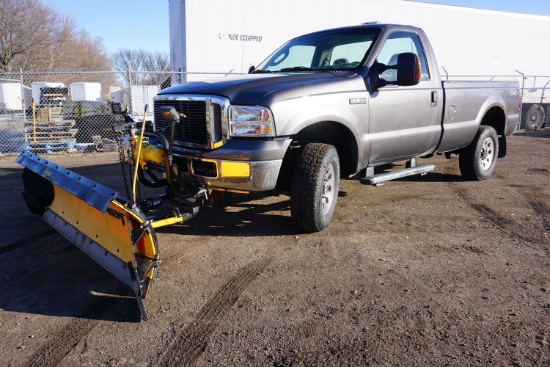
[32,102,37,154]
[515,70,526,130]
[20,68,26,123]
[127,65,133,115]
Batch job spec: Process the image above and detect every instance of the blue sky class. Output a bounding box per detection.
[42,0,550,55]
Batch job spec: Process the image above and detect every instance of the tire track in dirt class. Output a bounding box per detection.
[18,319,99,367]
[455,188,520,241]
[16,293,130,367]
[527,167,550,176]
[157,249,277,367]
[1,232,91,367]
[528,198,550,216]
[5,233,135,367]
[522,192,550,244]
[455,188,549,253]
[0,229,57,256]
[456,188,515,231]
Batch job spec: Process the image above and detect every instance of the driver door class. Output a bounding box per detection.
[368,31,442,165]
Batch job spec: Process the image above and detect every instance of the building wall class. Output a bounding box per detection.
[169,0,550,77]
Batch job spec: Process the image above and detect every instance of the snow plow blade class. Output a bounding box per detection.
[16,152,159,320]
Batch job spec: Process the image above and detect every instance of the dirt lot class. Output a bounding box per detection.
[0,129,549,367]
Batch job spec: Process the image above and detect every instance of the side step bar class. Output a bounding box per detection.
[360,158,435,186]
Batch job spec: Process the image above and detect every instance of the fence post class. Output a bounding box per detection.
[515,70,526,130]
[19,68,27,123]
[127,66,133,115]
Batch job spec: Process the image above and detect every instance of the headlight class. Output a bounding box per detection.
[229,105,275,137]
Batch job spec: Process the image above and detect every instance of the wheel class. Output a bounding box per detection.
[525,104,545,130]
[459,126,499,180]
[290,143,340,232]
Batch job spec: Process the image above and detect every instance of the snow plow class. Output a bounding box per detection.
[17,105,207,320]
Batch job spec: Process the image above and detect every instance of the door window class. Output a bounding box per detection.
[377,32,430,82]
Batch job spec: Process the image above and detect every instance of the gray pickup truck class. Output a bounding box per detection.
[152,23,520,232]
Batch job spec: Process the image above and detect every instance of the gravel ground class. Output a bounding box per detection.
[0,129,548,366]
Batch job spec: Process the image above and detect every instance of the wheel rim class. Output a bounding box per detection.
[321,163,336,215]
[479,136,495,171]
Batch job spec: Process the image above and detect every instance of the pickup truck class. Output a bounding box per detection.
[152,23,520,232]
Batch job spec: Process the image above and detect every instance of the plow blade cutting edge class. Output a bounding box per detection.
[17,151,159,320]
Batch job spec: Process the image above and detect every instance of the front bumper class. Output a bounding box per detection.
[169,139,291,192]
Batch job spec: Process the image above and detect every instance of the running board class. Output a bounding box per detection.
[360,160,435,186]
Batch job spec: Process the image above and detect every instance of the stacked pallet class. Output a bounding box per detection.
[25,119,78,153]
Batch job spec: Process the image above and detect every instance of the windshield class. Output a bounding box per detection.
[254,27,380,73]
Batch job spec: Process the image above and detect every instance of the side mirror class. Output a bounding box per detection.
[371,52,421,90]
[396,52,421,86]
[248,65,256,74]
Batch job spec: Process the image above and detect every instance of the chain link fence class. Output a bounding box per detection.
[0,70,231,154]
[518,76,550,131]
[0,71,548,155]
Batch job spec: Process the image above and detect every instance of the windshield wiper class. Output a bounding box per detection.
[251,69,272,74]
[279,66,315,72]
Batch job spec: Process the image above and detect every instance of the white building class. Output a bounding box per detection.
[168,0,550,127]
[168,0,550,77]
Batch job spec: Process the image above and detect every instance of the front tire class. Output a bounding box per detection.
[290,143,340,232]
[459,125,499,180]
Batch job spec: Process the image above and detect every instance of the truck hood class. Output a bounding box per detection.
[157,72,359,105]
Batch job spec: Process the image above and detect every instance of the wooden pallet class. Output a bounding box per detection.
[25,120,77,143]
[24,119,78,153]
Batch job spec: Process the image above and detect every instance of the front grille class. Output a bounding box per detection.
[153,96,228,149]
[154,99,209,146]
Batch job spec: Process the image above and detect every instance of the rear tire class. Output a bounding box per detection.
[290,143,340,232]
[459,126,499,180]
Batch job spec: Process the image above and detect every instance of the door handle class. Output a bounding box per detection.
[431,91,438,107]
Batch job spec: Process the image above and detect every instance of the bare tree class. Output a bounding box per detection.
[55,28,111,72]
[0,0,110,72]
[1,0,61,71]
[110,49,170,85]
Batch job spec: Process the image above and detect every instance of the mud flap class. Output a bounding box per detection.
[16,152,159,320]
